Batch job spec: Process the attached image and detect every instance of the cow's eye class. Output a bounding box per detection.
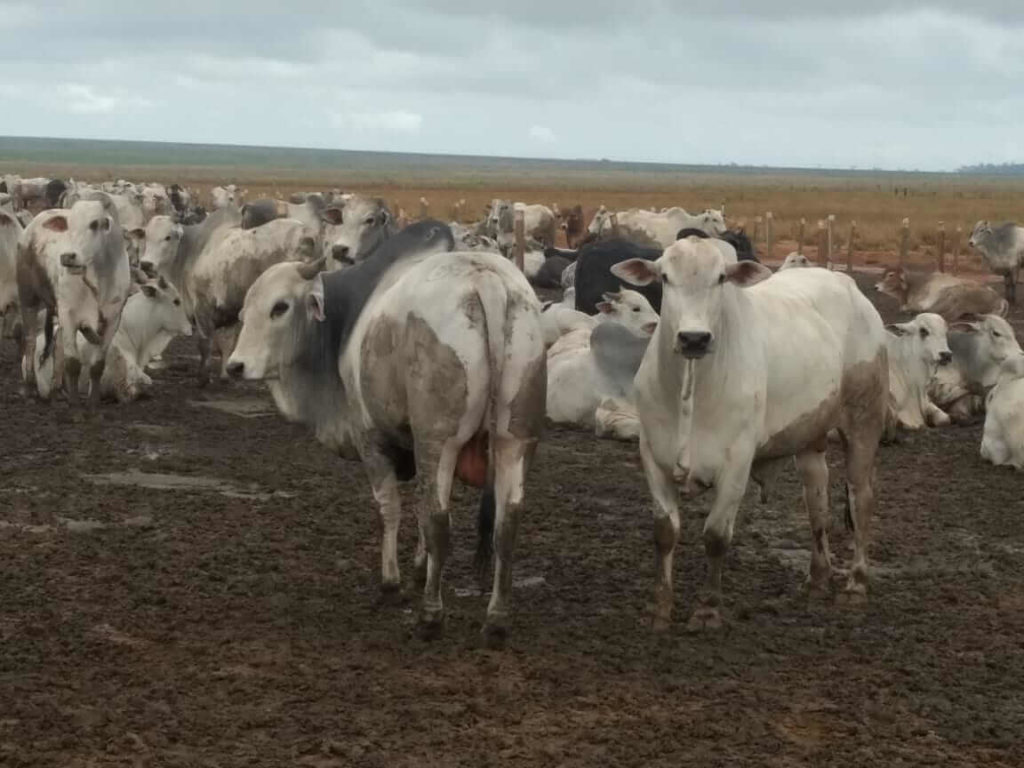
[164,235,171,241]
[365,217,375,225]
[993,331,1002,338]
[89,220,99,231]
[661,274,669,285]
[717,273,726,284]
[920,328,929,338]
[173,299,181,306]
[271,301,289,318]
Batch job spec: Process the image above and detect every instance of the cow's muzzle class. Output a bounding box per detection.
[938,351,953,365]
[675,331,712,358]
[60,253,84,274]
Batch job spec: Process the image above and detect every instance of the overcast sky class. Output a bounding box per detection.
[1,1,1021,171]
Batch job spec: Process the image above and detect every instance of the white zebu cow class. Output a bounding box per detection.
[612,237,887,630]
[141,211,316,383]
[0,209,25,343]
[588,206,727,247]
[17,201,131,406]
[541,288,657,348]
[545,295,656,432]
[211,185,244,210]
[969,221,1024,305]
[780,251,812,270]
[883,313,952,439]
[929,313,1023,422]
[35,277,192,402]
[981,356,1024,468]
[226,221,546,646]
[321,196,396,268]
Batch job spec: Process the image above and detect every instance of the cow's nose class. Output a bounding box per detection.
[226,361,244,378]
[59,252,78,267]
[939,351,953,365]
[332,245,351,263]
[677,331,712,352]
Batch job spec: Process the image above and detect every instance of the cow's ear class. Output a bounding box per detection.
[601,290,621,303]
[307,273,326,323]
[322,207,343,226]
[885,323,910,336]
[724,260,772,287]
[611,258,659,286]
[43,215,68,232]
[127,227,145,240]
[596,301,613,314]
[139,283,158,298]
[949,321,979,334]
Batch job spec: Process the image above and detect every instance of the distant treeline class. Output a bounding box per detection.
[957,163,1024,176]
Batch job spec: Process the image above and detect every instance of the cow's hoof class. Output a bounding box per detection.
[482,621,508,650]
[836,585,868,606]
[377,582,404,606]
[417,612,444,640]
[805,579,832,601]
[685,605,723,633]
[650,614,672,633]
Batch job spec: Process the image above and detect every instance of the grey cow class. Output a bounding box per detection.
[969,221,1024,305]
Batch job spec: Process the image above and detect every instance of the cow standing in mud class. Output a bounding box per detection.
[612,236,887,631]
[226,221,546,646]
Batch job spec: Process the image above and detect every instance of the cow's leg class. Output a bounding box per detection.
[414,438,459,638]
[214,324,240,380]
[362,449,403,596]
[482,435,530,648]
[795,447,832,597]
[639,435,681,631]
[19,306,41,398]
[1007,272,1016,306]
[689,457,752,632]
[196,332,212,387]
[59,322,82,407]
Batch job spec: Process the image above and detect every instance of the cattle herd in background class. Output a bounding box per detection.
[2,171,1024,644]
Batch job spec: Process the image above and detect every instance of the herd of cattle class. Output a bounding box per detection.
[3,172,1024,644]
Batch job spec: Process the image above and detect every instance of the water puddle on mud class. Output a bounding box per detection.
[188,398,276,418]
[81,469,295,501]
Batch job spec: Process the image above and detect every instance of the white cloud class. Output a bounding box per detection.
[529,125,556,143]
[61,84,119,114]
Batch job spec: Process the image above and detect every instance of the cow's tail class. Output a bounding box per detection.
[472,270,508,578]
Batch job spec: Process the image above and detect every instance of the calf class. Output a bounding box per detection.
[981,356,1024,468]
[543,288,658,348]
[613,237,887,630]
[969,221,1024,305]
[875,267,1007,320]
[883,313,952,440]
[226,221,545,645]
[17,201,131,406]
[36,277,192,402]
[929,313,1023,422]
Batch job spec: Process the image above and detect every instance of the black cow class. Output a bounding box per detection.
[573,239,663,314]
[676,227,757,262]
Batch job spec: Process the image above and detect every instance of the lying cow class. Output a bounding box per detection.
[546,295,656,431]
[18,200,131,407]
[542,288,657,348]
[613,236,887,630]
[981,356,1024,468]
[969,221,1024,305]
[929,313,1022,423]
[883,313,952,440]
[875,267,1007,320]
[241,195,326,233]
[780,252,812,270]
[35,277,192,402]
[226,220,546,646]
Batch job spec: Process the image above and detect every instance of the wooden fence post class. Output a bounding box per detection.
[952,225,962,274]
[419,197,429,220]
[816,220,826,267]
[753,215,763,244]
[937,221,946,272]
[827,214,835,270]
[846,220,857,274]
[899,218,910,268]
[513,208,526,272]
[797,217,806,255]
[765,211,774,261]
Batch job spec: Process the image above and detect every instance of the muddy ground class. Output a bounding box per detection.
[1,273,1023,767]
